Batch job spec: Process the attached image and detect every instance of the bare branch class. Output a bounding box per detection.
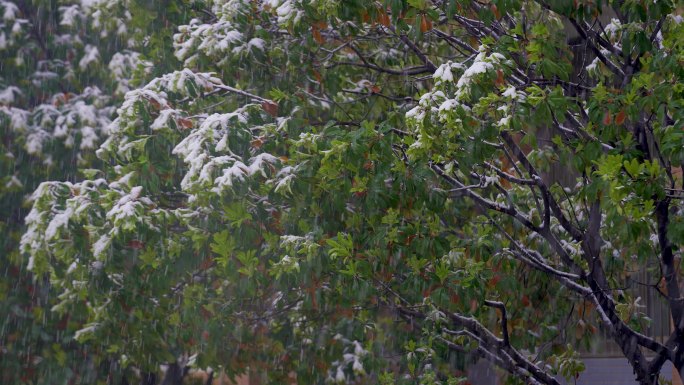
[431,29,478,54]
[397,33,437,72]
[482,162,537,185]
[213,84,272,104]
[326,61,433,76]
[500,131,583,241]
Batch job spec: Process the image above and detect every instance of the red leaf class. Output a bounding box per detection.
[470,299,479,312]
[312,68,323,83]
[495,69,505,87]
[361,11,370,23]
[420,15,432,33]
[200,306,213,320]
[602,111,612,125]
[312,25,324,44]
[615,109,626,125]
[262,100,278,117]
[377,10,391,27]
[127,240,145,250]
[177,117,193,130]
[450,293,460,304]
[251,137,264,149]
[148,98,161,110]
[521,295,531,307]
[199,257,213,270]
[491,4,501,19]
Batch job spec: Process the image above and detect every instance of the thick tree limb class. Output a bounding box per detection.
[397,33,437,72]
[656,199,684,331]
[431,29,478,54]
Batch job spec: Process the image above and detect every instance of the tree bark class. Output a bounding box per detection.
[140,372,157,385]
[160,363,185,385]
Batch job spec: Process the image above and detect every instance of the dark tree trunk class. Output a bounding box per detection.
[140,372,157,385]
[160,363,185,385]
[204,370,214,385]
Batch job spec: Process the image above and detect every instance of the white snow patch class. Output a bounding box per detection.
[79,45,99,69]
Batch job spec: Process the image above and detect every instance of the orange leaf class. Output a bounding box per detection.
[495,69,505,87]
[312,68,322,83]
[521,295,530,307]
[470,299,479,312]
[177,117,193,129]
[602,111,612,125]
[199,257,213,270]
[491,4,501,19]
[361,11,370,23]
[126,240,145,250]
[261,100,279,117]
[420,15,432,33]
[487,274,501,289]
[200,306,213,319]
[377,10,390,27]
[251,137,264,149]
[148,98,161,110]
[450,293,460,304]
[312,25,324,44]
[615,109,626,125]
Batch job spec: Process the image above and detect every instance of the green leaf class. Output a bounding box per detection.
[210,230,236,260]
[326,232,353,260]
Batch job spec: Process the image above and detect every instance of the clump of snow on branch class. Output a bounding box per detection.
[108,50,152,95]
[172,109,280,197]
[0,0,28,50]
[327,339,369,383]
[1,87,113,159]
[408,47,508,123]
[264,0,305,26]
[173,0,271,66]
[99,70,222,160]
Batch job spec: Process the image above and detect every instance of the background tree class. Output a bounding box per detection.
[0,0,190,383]
[16,1,684,385]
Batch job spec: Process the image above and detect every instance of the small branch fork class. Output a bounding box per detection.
[393,297,559,385]
[484,300,509,346]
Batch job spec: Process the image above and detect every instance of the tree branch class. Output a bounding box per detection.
[326,61,433,76]
[484,300,510,346]
[500,131,583,241]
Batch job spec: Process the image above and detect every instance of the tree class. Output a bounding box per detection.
[17,0,684,384]
[0,0,190,383]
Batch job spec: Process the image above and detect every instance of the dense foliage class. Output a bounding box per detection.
[0,0,189,382]
[6,0,684,384]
